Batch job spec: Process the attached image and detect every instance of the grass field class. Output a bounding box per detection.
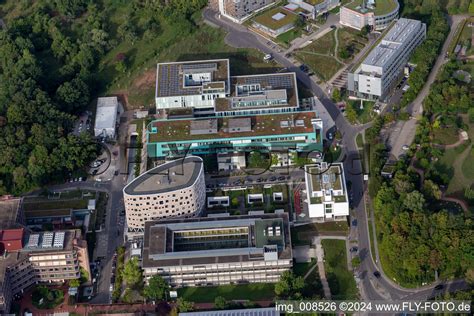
[177,283,275,303]
[432,126,459,145]
[461,147,474,180]
[292,222,348,246]
[301,30,336,55]
[321,239,358,299]
[277,28,303,47]
[293,260,316,277]
[337,27,368,61]
[347,100,376,124]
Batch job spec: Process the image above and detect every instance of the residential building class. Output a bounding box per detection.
[289,0,340,19]
[252,7,298,37]
[155,59,230,111]
[209,0,276,24]
[94,96,118,139]
[123,156,206,237]
[142,213,292,287]
[0,229,90,314]
[340,0,399,31]
[146,111,323,158]
[304,162,349,220]
[347,18,426,100]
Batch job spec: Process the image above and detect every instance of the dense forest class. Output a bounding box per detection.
[401,0,473,15]
[365,8,474,286]
[0,0,207,194]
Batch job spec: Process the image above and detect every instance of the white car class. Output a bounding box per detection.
[402,145,409,150]
[109,284,114,292]
[263,54,273,61]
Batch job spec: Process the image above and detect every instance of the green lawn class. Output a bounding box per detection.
[277,28,303,47]
[321,239,358,300]
[337,27,368,61]
[296,54,343,81]
[461,147,474,180]
[356,133,364,148]
[347,100,376,124]
[300,30,336,55]
[292,222,348,246]
[346,0,398,15]
[177,283,275,303]
[253,7,298,30]
[432,126,459,145]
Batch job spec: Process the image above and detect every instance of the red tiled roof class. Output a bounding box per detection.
[0,228,24,251]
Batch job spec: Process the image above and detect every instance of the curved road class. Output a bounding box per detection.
[203,9,469,301]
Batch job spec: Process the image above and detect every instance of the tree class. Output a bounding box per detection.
[248,151,270,169]
[177,298,194,312]
[295,16,305,28]
[403,191,425,212]
[274,271,304,299]
[143,275,169,301]
[468,108,474,123]
[55,77,90,112]
[214,296,228,309]
[345,103,357,124]
[360,25,371,36]
[422,180,442,200]
[122,257,143,289]
[231,197,239,207]
[69,279,80,287]
[332,88,342,102]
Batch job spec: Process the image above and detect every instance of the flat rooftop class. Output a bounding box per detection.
[215,73,299,112]
[345,0,398,16]
[156,59,230,98]
[361,18,422,69]
[142,213,292,268]
[148,111,317,143]
[123,156,203,196]
[95,97,118,131]
[253,7,298,30]
[0,198,21,229]
[305,163,344,194]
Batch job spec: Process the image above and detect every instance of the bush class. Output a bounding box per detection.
[468,108,474,123]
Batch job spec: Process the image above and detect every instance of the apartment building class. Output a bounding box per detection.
[142,213,292,287]
[0,229,90,314]
[304,162,349,220]
[340,0,399,31]
[146,111,323,158]
[347,18,426,100]
[209,0,276,23]
[123,156,206,237]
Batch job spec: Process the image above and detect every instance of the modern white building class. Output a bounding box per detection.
[304,162,349,220]
[142,213,292,287]
[94,96,118,139]
[289,0,340,19]
[210,0,276,24]
[155,59,230,111]
[340,0,399,31]
[217,152,246,171]
[123,156,206,237]
[347,18,426,100]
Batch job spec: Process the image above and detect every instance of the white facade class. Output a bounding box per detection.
[217,0,276,23]
[94,97,118,139]
[217,152,246,171]
[123,157,206,234]
[340,0,399,31]
[304,162,349,220]
[348,18,426,100]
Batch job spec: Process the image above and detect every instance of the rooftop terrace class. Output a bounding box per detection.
[253,7,298,31]
[148,112,317,143]
[345,0,398,16]
[306,163,344,194]
[124,156,203,195]
[156,59,230,98]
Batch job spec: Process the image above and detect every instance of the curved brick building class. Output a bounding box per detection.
[124,156,206,237]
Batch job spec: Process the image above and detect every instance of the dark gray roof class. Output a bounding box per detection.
[123,156,203,196]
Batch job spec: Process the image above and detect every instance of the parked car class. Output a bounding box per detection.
[350,246,358,253]
[434,284,444,290]
[373,271,381,278]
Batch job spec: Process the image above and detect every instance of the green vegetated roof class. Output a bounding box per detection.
[306,0,325,5]
[253,7,298,30]
[346,0,398,16]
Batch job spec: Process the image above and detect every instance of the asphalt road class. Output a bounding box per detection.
[203,9,469,301]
